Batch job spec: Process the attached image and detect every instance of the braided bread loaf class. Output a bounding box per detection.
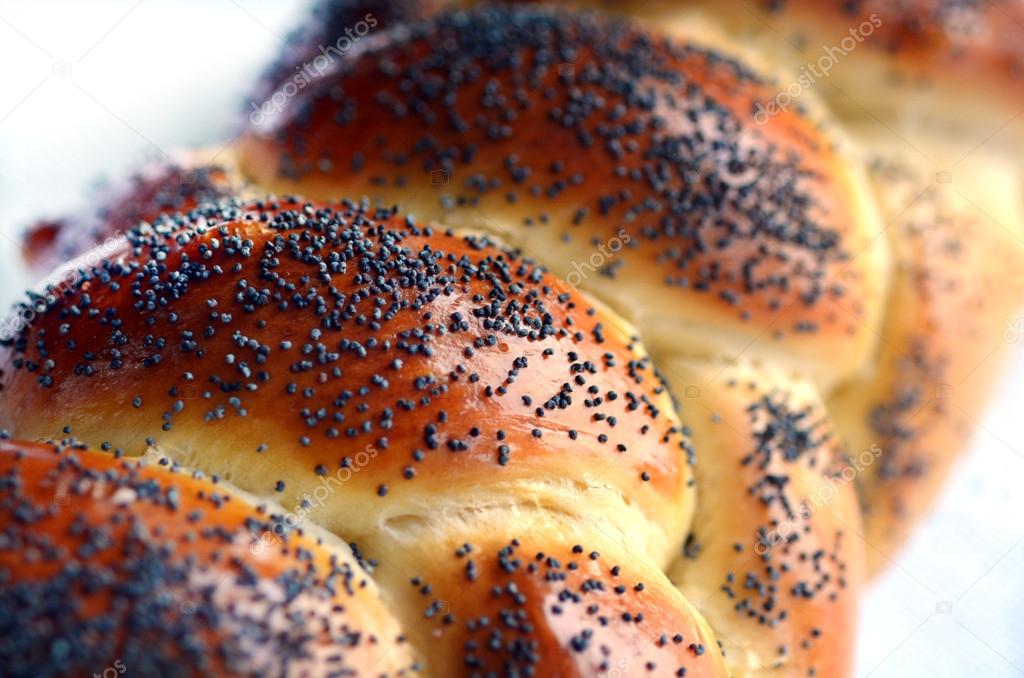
[3,3,1022,677]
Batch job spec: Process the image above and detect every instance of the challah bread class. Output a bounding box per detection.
[0,438,418,677]
[3,2,1022,676]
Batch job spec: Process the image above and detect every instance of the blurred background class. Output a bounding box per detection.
[0,1,1021,675]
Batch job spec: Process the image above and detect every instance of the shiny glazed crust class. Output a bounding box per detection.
[0,439,417,677]
[3,2,1023,677]
[236,4,890,390]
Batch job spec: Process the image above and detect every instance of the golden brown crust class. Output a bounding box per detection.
[236,4,889,389]
[0,197,694,568]
[371,535,728,678]
[4,2,1019,673]
[0,197,738,675]
[0,438,417,677]
[662,359,864,678]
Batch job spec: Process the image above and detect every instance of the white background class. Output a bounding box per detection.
[0,2,1021,675]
